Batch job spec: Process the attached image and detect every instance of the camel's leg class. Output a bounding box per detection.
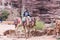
[14,24,20,37]
[27,25,31,38]
[15,24,18,28]
[24,25,31,38]
[56,29,59,36]
[47,30,50,35]
[27,27,30,37]
[23,24,27,38]
[57,32,59,36]
[9,30,10,35]
[53,29,56,35]
[24,27,27,38]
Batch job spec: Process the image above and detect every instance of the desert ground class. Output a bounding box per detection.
[0,23,57,40]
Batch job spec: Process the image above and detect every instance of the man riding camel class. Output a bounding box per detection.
[22,9,36,38]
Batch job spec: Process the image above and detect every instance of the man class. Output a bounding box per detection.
[23,9,30,17]
[22,9,31,22]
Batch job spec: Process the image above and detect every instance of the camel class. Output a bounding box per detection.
[3,17,36,38]
[22,17,36,38]
[53,20,60,36]
[3,17,22,36]
[45,19,60,36]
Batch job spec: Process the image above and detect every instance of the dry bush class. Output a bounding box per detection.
[4,30,15,36]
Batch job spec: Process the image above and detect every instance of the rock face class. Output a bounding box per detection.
[0,0,21,21]
[23,0,60,23]
[0,0,60,22]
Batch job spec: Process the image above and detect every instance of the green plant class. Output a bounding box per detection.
[0,10,9,21]
[34,20,45,30]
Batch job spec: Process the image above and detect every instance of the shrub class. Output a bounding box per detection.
[34,20,45,30]
[0,10,9,21]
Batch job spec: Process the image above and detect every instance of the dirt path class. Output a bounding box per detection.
[0,35,57,40]
[0,24,57,40]
[26,35,57,40]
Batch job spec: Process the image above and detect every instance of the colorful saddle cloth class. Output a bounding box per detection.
[22,17,26,22]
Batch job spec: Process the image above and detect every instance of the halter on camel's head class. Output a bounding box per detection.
[15,17,22,24]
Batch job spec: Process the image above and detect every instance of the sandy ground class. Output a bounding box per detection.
[0,24,15,35]
[0,35,57,40]
[0,24,57,40]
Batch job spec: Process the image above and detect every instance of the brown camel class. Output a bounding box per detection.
[53,20,60,36]
[46,20,60,36]
[22,17,36,38]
